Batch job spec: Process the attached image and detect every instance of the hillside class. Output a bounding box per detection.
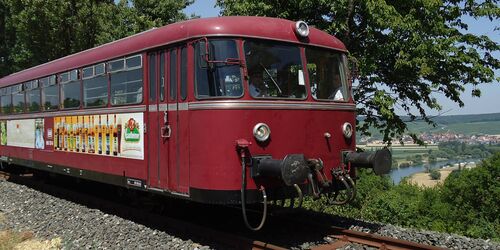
[364,112,500,138]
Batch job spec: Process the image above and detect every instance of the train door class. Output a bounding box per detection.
[166,46,189,195]
[146,51,169,190]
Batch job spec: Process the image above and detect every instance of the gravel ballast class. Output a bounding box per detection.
[1,177,499,250]
[0,179,211,249]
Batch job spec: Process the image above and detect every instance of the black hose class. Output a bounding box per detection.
[293,184,303,208]
[328,176,352,205]
[241,156,267,231]
[345,175,357,202]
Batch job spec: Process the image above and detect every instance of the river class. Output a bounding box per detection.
[389,158,482,184]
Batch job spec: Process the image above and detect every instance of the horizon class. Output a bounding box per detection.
[184,0,500,117]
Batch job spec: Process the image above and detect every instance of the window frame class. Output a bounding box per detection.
[0,87,13,115]
[83,63,109,109]
[194,39,244,100]
[24,80,41,113]
[11,83,26,114]
[109,54,144,106]
[60,69,82,110]
[242,39,308,101]
[305,46,350,103]
[41,75,60,112]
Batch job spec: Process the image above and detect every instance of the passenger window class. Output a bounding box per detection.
[194,40,242,98]
[169,50,177,101]
[12,84,25,113]
[25,80,41,112]
[41,76,59,111]
[83,63,108,108]
[110,55,143,105]
[160,52,165,101]
[0,88,12,114]
[180,47,187,100]
[149,54,156,102]
[60,70,81,109]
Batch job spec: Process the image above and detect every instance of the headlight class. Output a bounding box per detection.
[294,21,310,38]
[253,123,271,142]
[342,122,353,139]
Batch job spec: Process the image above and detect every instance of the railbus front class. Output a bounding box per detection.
[0,17,390,230]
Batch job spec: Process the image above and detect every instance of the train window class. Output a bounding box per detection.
[109,59,125,72]
[149,54,156,102]
[160,52,165,101]
[95,63,105,75]
[82,67,94,78]
[25,80,41,112]
[180,47,187,100]
[84,75,108,108]
[306,47,348,101]
[12,84,25,113]
[61,70,81,109]
[169,50,177,101]
[40,75,59,111]
[244,40,306,99]
[126,55,142,69]
[194,40,242,99]
[110,54,143,105]
[0,88,12,114]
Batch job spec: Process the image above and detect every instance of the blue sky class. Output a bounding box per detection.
[184,0,499,116]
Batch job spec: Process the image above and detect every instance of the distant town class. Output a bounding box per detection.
[360,132,500,146]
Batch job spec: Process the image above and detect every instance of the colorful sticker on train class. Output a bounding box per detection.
[53,113,144,160]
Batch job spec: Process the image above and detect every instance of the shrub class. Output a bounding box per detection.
[429,169,441,180]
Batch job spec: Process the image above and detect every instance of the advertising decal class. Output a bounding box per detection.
[7,119,35,148]
[53,113,144,160]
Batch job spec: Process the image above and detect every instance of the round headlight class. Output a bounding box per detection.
[342,122,353,139]
[294,21,310,38]
[253,123,271,142]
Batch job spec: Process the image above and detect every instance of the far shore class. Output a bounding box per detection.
[408,162,477,187]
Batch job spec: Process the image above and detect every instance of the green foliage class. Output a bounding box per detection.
[0,0,193,77]
[217,0,500,143]
[429,169,441,180]
[303,153,500,241]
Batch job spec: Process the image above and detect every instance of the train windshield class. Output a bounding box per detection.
[305,47,348,101]
[244,40,306,99]
[195,39,243,98]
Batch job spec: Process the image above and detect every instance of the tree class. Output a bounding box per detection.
[216,0,500,143]
[0,0,193,78]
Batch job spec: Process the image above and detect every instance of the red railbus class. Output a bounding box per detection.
[0,16,390,230]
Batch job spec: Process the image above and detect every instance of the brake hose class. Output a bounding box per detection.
[240,155,267,231]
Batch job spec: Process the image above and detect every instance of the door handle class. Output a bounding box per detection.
[161,125,171,138]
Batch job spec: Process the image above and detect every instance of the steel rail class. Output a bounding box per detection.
[312,226,446,250]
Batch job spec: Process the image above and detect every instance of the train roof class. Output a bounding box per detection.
[0,16,347,87]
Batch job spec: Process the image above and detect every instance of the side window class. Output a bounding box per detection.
[169,50,177,101]
[83,63,108,108]
[110,54,143,105]
[25,80,41,112]
[180,47,187,100]
[148,54,156,102]
[0,87,12,114]
[194,40,242,98]
[12,84,25,113]
[60,69,81,109]
[41,75,59,111]
[160,52,165,101]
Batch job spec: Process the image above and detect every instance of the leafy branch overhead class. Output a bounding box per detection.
[0,0,194,76]
[217,0,500,143]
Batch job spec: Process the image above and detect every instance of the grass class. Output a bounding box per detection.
[0,230,34,250]
[0,213,61,250]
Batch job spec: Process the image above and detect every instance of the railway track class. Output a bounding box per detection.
[1,169,446,250]
[312,227,445,250]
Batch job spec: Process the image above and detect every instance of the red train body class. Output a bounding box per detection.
[0,17,390,229]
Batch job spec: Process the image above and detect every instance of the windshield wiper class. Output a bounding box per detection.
[260,63,282,94]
